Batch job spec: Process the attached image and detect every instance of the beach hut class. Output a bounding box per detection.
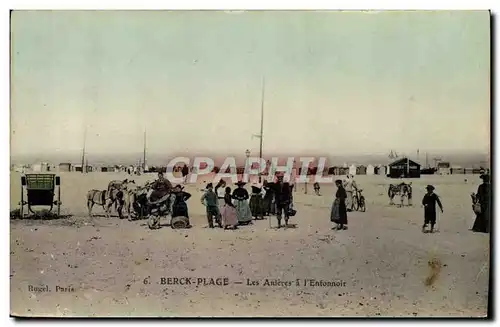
[32,162,48,172]
[366,164,375,175]
[349,164,357,176]
[450,166,464,174]
[388,158,421,178]
[59,163,72,172]
[357,165,367,175]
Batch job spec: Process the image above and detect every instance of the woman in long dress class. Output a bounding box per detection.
[249,184,265,220]
[472,174,490,233]
[262,181,273,216]
[215,179,227,214]
[171,185,192,226]
[331,179,348,230]
[221,187,238,229]
[232,181,253,225]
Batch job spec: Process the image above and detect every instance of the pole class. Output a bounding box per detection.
[259,77,265,183]
[143,129,147,171]
[81,126,87,174]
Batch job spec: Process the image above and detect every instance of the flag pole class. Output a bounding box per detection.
[259,77,265,184]
[143,128,147,172]
[81,126,87,174]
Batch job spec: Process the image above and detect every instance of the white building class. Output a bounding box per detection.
[437,162,451,175]
[349,164,357,176]
[377,165,386,176]
[366,164,375,175]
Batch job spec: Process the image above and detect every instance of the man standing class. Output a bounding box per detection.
[201,183,222,228]
[274,175,292,228]
[422,185,444,233]
[182,164,190,185]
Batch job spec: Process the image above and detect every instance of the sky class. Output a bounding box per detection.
[10,10,490,160]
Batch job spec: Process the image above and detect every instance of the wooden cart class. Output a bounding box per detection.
[19,174,61,218]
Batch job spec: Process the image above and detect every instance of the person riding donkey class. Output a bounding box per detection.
[147,171,173,205]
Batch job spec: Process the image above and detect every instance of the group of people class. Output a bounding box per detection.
[136,170,491,234]
[200,175,296,229]
[329,173,490,234]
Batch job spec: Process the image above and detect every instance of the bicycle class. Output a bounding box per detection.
[352,188,366,212]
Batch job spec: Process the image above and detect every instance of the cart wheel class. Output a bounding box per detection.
[171,216,189,229]
[352,196,359,211]
[359,197,366,212]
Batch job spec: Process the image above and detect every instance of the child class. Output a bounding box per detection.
[422,185,443,233]
[201,183,222,228]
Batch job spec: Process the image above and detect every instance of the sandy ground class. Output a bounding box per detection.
[9,172,489,317]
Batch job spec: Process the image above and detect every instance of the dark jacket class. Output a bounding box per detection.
[152,178,172,193]
[274,182,292,204]
[232,188,249,201]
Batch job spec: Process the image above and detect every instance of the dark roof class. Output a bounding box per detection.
[388,158,421,167]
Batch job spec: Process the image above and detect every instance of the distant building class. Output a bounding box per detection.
[59,163,72,172]
[357,165,367,175]
[32,162,49,172]
[388,158,421,178]
[451,166,465,174]
[437,162,451,175]
[349,164,357,176]
[366,164,375,175]
[375,165,386,176]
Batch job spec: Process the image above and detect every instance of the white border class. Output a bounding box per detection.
[2,1,498,326]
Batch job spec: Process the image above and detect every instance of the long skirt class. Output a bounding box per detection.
[345,191,353,210]
[330,199,347,225]
[262,195,272,215]
[249,194,264,218]
[472,206,490,233]
[235,199,252,224]
[172,201,189,218]
[221,204,238,227]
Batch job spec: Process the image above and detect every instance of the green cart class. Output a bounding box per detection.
[19,174,62,218]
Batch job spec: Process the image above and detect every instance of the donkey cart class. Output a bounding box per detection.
[19,174,62,218]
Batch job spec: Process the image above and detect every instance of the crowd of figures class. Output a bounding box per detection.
[202,176,297,229]
[88,171,490,234]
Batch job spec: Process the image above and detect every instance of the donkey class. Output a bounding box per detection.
[86,188,124,218]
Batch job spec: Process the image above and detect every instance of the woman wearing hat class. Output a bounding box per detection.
[171,185,191,226]
[232,181,252,225]
[422,185,443,233]
[472,174,490,233]
[249,183,265,220]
